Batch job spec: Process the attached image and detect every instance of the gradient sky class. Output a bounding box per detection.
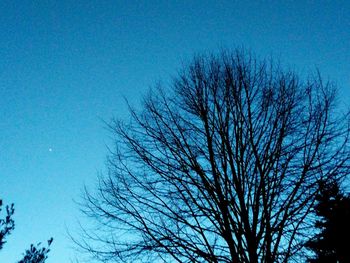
[0,1,349,262]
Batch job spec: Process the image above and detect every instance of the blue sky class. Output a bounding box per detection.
[0,1,349,262]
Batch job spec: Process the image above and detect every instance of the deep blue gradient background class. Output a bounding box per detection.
[0,1,349,262]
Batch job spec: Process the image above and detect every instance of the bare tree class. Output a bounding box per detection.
[78,50,350,263]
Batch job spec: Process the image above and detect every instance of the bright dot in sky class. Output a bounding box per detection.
[48,148,53,152]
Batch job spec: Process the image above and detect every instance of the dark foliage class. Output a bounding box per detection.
[0,199,15,250]
[306,180,350,263]
[18,238,53,263]
[0,198,53,263]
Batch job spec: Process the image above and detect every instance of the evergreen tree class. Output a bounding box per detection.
[0,199,52,263]
[306,180,350,263]
[0,200,15,250]
[18,238,53,263]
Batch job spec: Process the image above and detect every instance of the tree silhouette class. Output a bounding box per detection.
[306,180,350,263]
[18,238,53,263]
[0,199,52,263]
[0,199,15,250]
[78,49,350,262]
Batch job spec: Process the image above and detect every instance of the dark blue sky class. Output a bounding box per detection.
[0,1,349,262]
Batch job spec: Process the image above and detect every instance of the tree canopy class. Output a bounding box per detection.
[78,50,350,263]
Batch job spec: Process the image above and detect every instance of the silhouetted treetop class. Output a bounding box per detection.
[0,199,15,250]
[0,198,53,263]
[306,180,350,263]
[18,238,53,263]
[78,49,350,263]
